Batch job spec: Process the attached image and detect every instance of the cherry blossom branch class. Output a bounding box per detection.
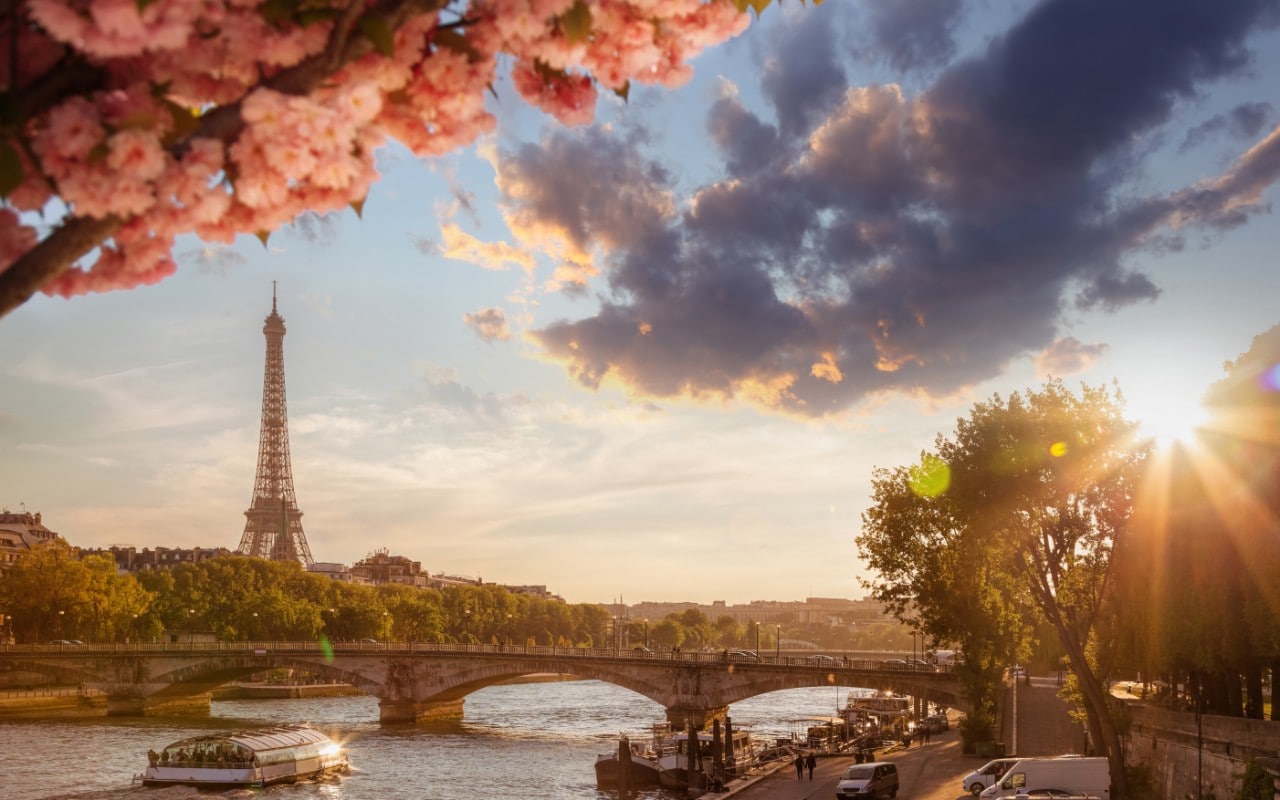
[0,0,447,319]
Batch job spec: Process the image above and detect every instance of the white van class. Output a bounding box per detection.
[978,757,1109,800]
[961,758,1024,795]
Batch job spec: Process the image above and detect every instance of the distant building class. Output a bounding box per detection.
[501,584,563,601]
[0,510,62,570]
[79,545,234,573]
[307,562,370,583]
[350,549,429,587]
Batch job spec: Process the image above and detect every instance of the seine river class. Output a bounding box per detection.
[2,680,869,800]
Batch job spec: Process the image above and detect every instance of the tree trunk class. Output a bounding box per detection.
[1244,664,1263,719]
[1270,659,1280,721]
[1054,626,1130,799]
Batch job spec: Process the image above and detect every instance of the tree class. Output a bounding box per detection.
[0,0,768,317]
[858,380,1146,796]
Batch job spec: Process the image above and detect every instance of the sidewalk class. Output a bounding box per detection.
[713,731,975,800]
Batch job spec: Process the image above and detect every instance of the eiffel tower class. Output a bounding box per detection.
[236,284,314,566]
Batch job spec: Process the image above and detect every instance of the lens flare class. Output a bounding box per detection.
[319,633,334,663]
[1258,363,1280,392]
[1049,441,1069,457]
[908,454,950,498]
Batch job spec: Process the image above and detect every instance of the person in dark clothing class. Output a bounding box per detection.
[794,754,804,779]
[806,752,816,779]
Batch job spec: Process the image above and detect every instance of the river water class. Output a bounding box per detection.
[2,680,870,800]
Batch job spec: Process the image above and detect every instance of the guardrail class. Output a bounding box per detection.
[0,641,954,673]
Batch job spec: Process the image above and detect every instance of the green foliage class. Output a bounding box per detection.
[1234,759,1272,800]
[857,379,1145,792]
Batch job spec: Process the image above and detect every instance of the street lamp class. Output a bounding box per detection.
[753,621,760,653]
[188,609,195,645]
[506,613,513,647]
[642,619,649,649]
[463,608,471,642]
[58,609,65,640]
[775,624,781,660]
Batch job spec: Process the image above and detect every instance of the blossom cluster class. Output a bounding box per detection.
[2,0,753,299]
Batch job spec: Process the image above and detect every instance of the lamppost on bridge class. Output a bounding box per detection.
[188,609,195,645]
[753,621,760,654]
[642,619,649,649]
[506,613,513,646]
[463,608,470,642]
[775,624,781,660]
[252,611,259,641]
[58,609,65,640]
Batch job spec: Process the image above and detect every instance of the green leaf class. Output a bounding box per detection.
[0,92,19,129]
[350,197,366,219]
[255,230,271,248]
[560,0,592,44]
[358,15,395,57]
[433,29,481,63]
[0,139,23,198]
[259,0,298,27]
[164,101,202,145]
[87,141,110,166]
[296,7,341,26]
[612,81,630,103]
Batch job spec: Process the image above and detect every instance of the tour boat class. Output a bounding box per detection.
[140,724,349,788]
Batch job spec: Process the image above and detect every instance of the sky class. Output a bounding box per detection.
[2,0,1280,606]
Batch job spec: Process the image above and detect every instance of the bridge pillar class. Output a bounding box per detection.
[665,705,728,731]
[379,697,465,725]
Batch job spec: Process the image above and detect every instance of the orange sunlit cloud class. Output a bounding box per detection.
[811,353,844,383]
[439,224,536,274]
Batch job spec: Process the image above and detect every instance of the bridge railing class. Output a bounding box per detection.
[0,641,954,674]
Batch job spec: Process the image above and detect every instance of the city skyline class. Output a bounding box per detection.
[2,0,1280,604]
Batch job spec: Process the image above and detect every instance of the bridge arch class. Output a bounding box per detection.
[0,644,966,727]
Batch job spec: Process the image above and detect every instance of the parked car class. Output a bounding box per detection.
[961,758,1022,795]
[881,658,909,669]
[728,649,759,661]
[836,761,899,800]
[806,654,840,666]
[906,658,936,671]
[632,646,653,654]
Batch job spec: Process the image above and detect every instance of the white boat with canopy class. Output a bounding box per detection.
[140,724,348,788]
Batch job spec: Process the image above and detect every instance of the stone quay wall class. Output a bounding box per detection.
[1123,703,1280,800]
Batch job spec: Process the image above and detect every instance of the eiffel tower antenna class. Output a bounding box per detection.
[236,285,314,566]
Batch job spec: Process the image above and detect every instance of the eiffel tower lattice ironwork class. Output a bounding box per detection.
[236,284,314,566]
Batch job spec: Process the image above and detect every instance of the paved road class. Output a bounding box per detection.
[717,733,975,800]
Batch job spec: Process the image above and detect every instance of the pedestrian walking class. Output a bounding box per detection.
[923,727,931,744]
[806,752,816,779]
[794,753,804,779]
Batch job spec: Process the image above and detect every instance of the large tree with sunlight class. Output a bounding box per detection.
[0,0,769,317]
[1118,324,1280,718]
[858,380,1147,798]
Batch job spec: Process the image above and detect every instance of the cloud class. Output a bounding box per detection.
[440,224,536,273]
[464,307,512,342]
[287,211,341,246]
[1034,337,1110,379]
[1180,102,1276,153]
[500,0,1280,417]
[179,245,247,275]
[857,0,965,75]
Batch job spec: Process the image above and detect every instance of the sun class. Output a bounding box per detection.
[1130,389,1212,449]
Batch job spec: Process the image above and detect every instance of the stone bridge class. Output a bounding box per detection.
[0,641,964,727]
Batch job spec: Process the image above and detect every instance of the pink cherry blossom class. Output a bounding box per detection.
[0,0,756,308]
